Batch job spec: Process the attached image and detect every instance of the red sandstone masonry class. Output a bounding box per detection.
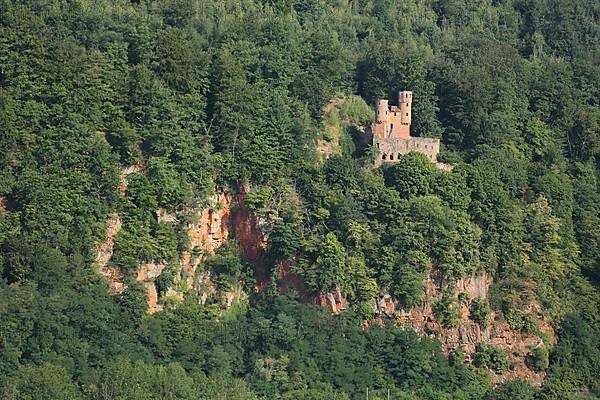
[373,91,441,165]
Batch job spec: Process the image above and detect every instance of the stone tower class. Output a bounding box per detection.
[373,91,413,139]
[399,90,412,127]
[373,90,440,165]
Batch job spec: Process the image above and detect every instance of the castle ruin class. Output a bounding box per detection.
[373,91,440,165]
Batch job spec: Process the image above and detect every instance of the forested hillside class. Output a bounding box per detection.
[0,0,599,399]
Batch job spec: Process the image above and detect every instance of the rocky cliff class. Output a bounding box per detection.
[95,214,125,294]
[94,188,268,313]
[386,272,555,386]
[94,181,554,384]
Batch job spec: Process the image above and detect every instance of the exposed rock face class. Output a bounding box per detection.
[232,190,269,287]
[116,163,143,193]
[0,196,8,213]
[95,214,125,294]
[156,208,178,224]
[94,191,264,312]
[276,258,347,314]
[180,193,231,286]
[317,98,344,157]
[94,190,553,385]
[277,258,307,299]
[395,272,555,386]
[143,193,231,313]
[436,162,454,171]
[315,288,347,315]
[317,96,372,159]
[137,262,168,314]
[223,285,246,309]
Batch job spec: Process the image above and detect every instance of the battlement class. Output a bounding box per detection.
[374,91,412,139]
[374,137,439,164]
[373,91,440,165]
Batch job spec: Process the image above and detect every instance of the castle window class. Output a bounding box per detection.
[390,154,394,160]
[394,112,397,116]
[382,154,387,160]
[406,113,409,116]
[397,153,401,159]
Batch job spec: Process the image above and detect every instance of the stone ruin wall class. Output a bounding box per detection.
[373,91,441,165]
[374,136,440,165]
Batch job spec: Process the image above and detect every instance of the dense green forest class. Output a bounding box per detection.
[0,0,599,398]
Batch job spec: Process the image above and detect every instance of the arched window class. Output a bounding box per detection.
[390,154,394,160]
[382,154,387,160]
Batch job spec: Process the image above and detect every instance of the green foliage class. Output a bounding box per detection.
[392,252,427,308]
[1,363,82,400]
[202,241,255,292]
[118,280,149,327]
[470,297,491,326]
[155,264,178,297]
[433,289,460,328]
[300,232,347,293]
[0,0,599,398]
[526,346,549,372]
[486,379,535,400]
[384,152,437,198]
[506,308,529,331]
[338,95,375,127]
[268,220,301,261]
[474,344,510,374]
[544,314,600,394]
[245,186,273,211]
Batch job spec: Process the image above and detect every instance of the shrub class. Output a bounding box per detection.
[474,344,510,374]
[471,297,491,326]
[526,346,549,372]
[433,291,460,328]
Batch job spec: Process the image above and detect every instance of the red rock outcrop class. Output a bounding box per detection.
[180,193,231,284]
[95,214,125,294]
[0,196,8,213]
[393,272,555,386]
[94,192,234,311]
[116,163,143,193]
[315,288,347,315]
[232,190,269,287]
[277,258,308,300]
[276,258,347,313]
[136,261,168,313]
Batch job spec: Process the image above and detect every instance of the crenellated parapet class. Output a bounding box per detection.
[374,136,439,164]
[373,90,440,165]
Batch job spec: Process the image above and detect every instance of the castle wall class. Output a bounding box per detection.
[373,91,441,166]
[373,137,440,165]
